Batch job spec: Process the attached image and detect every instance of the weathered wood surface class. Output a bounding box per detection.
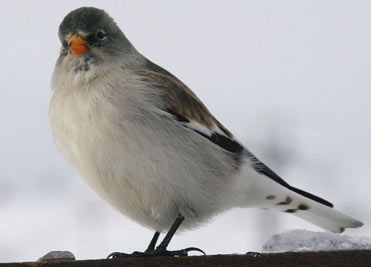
[1,251,371,267]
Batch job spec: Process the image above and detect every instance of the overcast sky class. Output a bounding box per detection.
[0,0,370,262]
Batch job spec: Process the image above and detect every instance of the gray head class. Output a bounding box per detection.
[57,7,142,71]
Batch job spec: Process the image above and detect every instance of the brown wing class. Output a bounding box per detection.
[134,60,233,139]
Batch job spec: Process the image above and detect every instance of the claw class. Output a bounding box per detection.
[107,251,148,259]
[181,247,206,256]
[107,252,130,259]
[152,247,206,257]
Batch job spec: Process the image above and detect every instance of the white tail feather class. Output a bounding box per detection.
[243,168,363,233]
[282,192,362,233]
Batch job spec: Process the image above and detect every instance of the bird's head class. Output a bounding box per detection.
[55,7,143,81]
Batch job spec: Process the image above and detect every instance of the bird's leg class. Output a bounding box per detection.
[144,231,160,253]
[151,213,206,257]
[107,214,205,259]
[154,213,184,252]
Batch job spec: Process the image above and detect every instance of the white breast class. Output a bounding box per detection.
[50,68,166,228]
[49,66,244,232]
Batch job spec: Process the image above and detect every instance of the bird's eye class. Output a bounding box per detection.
[62,40,68,50]
[96,30,106,40]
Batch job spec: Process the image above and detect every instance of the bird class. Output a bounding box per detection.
[49,7,363,258]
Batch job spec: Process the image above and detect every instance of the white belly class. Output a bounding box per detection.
[49,86,241,232]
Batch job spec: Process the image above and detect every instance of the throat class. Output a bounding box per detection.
[72,55,96,73]
[52,55,120,93]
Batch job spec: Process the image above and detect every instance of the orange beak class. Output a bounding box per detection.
[68,34,88,55]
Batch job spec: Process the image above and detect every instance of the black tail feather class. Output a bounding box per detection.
[288,186,333,208]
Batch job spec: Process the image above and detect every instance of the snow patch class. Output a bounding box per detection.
[262,229,371,252]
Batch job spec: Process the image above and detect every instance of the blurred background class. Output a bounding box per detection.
[0,0,369,263]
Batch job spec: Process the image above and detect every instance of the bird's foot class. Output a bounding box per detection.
[152,247,206,257]
[107,251,145,259]
[107,247,206,259]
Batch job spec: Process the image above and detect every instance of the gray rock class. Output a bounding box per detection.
[38,251,76,262]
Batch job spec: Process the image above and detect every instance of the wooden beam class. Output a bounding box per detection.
[1,250,371,267]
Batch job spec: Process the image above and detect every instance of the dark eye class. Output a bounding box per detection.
[96,30,106,40]
[62,40,68,49]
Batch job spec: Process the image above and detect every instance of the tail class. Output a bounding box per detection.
[246,168,363,233]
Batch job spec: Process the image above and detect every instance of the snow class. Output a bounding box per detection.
[262,230,371,252]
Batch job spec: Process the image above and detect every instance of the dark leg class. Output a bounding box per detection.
[151,213,206,257]
[107,214,205,258]
[154,214,184,252]
[145,231,160,253]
